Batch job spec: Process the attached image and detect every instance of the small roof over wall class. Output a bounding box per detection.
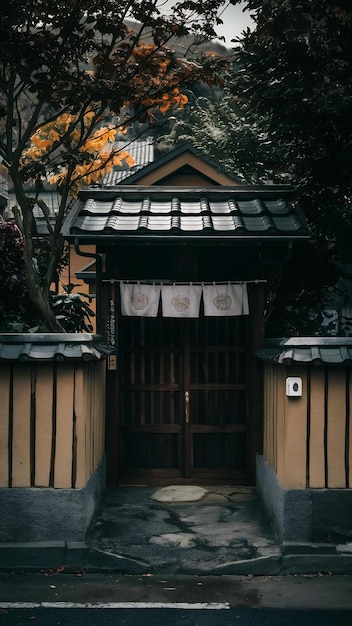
[257,337,352,365]
[0,334,113,361]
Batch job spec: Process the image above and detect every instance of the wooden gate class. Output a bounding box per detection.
[118,313,250,484]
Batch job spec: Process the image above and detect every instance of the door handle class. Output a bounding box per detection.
[185,390,190,424]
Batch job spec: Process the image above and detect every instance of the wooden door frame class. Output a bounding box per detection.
[182,320,192,479]
[247,282,265,481]
[104,269,265,487]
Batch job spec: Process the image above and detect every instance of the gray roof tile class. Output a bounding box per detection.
[0,334,113,361]
[102,139,154,186]
[257,337,352,365]
[63,186,309,241]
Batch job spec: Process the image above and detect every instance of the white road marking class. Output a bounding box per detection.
[0,601,230,610]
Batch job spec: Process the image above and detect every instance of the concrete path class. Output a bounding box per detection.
[86,486,282,575]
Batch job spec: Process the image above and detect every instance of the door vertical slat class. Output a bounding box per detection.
[150,353,155,424]
[140,323,145,425]
[215,320,220,423]
[170,352,175,424]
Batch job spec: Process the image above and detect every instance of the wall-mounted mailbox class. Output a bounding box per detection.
[286,377,302,397]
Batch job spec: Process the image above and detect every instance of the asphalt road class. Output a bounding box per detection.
[1,572,352,609]
[1,607,352,625]
[1,572,352,625]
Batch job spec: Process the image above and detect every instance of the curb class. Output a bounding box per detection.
[0,542,66,570]
[1,542,352,575]
[280,543,352,575]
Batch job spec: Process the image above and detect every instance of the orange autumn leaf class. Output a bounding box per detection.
[132,43,157,61]
[25,111,135,193]
[112,150,135,167]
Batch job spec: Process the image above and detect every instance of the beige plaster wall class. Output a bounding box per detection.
[263,363,352,489]
[0,361,106,489]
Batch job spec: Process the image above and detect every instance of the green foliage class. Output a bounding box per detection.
[35,240,69,287]
[229,0,352,333]
[156,89,283,184]
[50,284,95,333]
[271,308,339,337]
[0,219,31,330]
[0,221,94,331]
[231,0,352,235]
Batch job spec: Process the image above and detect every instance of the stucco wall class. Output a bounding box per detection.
[263,363,352,489]
[0,360,106,489]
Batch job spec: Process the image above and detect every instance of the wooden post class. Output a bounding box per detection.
[247,282,265,482]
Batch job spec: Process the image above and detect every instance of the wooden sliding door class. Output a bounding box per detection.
[118,314,250,484]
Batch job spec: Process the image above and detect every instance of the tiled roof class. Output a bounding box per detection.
[103,139,154,186]
[257,337,352,365]
[63,186,309,241]
[0,334,113,361]
[5,193,59,235]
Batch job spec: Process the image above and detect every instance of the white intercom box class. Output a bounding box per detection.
[286,377,302,397]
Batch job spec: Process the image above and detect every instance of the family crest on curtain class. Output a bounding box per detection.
[120,282,249,318]
[120,282,161,317]
[161,284,203,318]
[202,283,249,316]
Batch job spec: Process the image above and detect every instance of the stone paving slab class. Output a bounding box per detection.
[85,486,282,575]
